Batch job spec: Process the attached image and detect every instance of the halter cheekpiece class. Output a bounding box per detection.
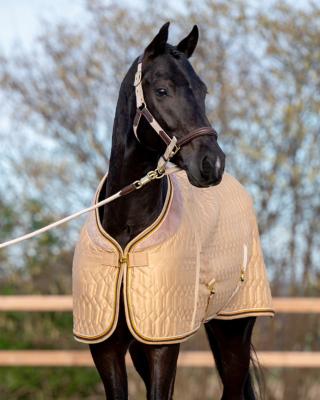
[133,54,218,167]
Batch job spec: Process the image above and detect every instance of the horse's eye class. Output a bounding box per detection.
[155,88,168,97]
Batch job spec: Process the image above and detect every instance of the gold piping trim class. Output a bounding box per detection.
[217,308,275,317]
[74,174,173,342]
[73,265,123,341]
[94,174,123,256]
[124,177,202,343]
[94,174,172,255]
[123,175,173,254]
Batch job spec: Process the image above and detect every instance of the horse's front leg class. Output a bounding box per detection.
[205,317,257,400]
[129,342,180,400]
[89,303,133,400]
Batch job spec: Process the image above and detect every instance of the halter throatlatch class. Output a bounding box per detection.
[133,54,218,171]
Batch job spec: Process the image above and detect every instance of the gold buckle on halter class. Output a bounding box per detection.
[169,144,180,158]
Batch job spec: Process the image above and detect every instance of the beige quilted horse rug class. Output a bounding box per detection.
[72,170,274,345]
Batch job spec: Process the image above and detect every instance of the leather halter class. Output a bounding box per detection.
[0,58,220,250]
[133,54,218,161]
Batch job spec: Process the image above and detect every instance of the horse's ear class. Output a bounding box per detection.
[176,25,199,58]
[144,22,170,59]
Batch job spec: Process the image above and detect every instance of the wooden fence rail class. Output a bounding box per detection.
[0,350,320,368]
[1,296,320,313]
[0,296,319,368]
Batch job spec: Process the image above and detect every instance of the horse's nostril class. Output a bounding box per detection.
[201,156,214,179]
[201,156,211,177]
[201,155,224,181]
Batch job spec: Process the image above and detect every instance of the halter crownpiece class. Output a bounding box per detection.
[133,54,218,165]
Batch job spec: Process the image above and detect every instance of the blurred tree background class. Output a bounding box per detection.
[0,0,319,399]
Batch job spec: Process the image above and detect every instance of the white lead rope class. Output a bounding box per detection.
[0,164,181,250]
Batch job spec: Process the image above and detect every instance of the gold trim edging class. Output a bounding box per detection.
[74,175,178,343]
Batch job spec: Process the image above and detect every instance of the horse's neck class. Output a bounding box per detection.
[102,142,167,250]
[101,60,168,249]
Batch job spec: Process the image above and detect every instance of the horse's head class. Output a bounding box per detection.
[134,22,225,187]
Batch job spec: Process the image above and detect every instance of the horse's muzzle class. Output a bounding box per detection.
[200,153,225,184]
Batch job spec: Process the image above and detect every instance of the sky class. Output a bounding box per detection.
[0,0,87,52]
[0,0,309,53]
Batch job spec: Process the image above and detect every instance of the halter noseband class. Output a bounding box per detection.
[133,54,218,166]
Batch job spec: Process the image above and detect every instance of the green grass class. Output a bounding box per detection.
[0,367,102,400]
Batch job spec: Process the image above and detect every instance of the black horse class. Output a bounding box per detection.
[90,23,257,400]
